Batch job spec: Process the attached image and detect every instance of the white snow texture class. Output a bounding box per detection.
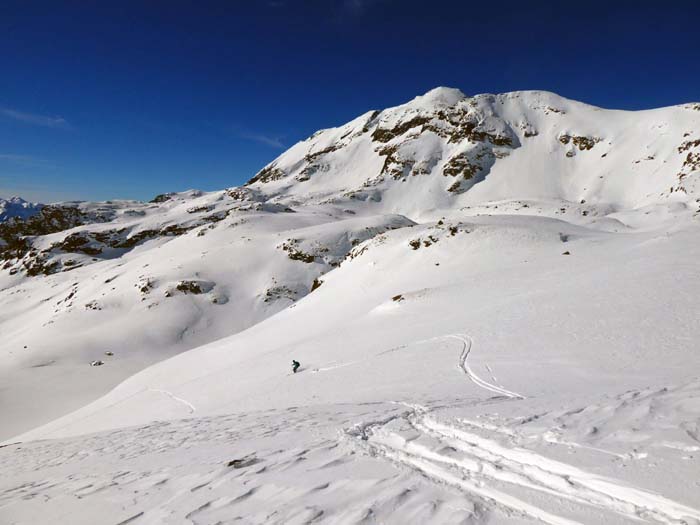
[2,88,700,524]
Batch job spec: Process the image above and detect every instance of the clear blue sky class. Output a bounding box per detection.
[1,0,698,202]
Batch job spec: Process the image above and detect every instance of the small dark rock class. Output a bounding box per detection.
[150,193,174,203]
[176,281,203,294]
[227,457,260,469]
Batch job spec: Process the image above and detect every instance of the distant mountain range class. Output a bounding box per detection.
[0,196,44,222]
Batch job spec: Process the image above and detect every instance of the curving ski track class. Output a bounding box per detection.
[443,333,525,399]
[148,388,196,414]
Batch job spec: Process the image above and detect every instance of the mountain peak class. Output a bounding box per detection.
[406,86,467,109]
[246,86,700,215]
[0,195,44,222]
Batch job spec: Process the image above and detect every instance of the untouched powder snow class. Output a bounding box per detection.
[1,88,700,524]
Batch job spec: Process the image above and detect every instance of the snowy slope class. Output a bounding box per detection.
[2,88,698,439]
[0,191,412,437]
[2,88,700,524]
[247,88,700,218]
[5,214,700,525]
[0,196,43,222]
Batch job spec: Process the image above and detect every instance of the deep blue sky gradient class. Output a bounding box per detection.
[1,0,698,202]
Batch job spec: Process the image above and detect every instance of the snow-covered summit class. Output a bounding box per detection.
[0,195,43,222]
[404,86,467,109]
[246,87,700,219]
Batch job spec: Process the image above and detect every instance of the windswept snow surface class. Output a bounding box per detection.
[2,88,700,524]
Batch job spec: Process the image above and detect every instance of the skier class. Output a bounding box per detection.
[291,359,300,373]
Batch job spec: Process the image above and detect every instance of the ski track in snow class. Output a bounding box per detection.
[148,389,196,414]
[308,332,521,405]
[310,361,361,373]
[2,407,498,524]
[485,363,499,383]
[340,335,700,524]
[444,333,525,400]
[374,332,525,399]
[348,406,700,525]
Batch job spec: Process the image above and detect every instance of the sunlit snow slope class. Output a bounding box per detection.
[1,88,700,525]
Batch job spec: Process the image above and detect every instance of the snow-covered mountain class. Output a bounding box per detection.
[0,196,43,222]
[247,88,700,217]
[2,88,700,524]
